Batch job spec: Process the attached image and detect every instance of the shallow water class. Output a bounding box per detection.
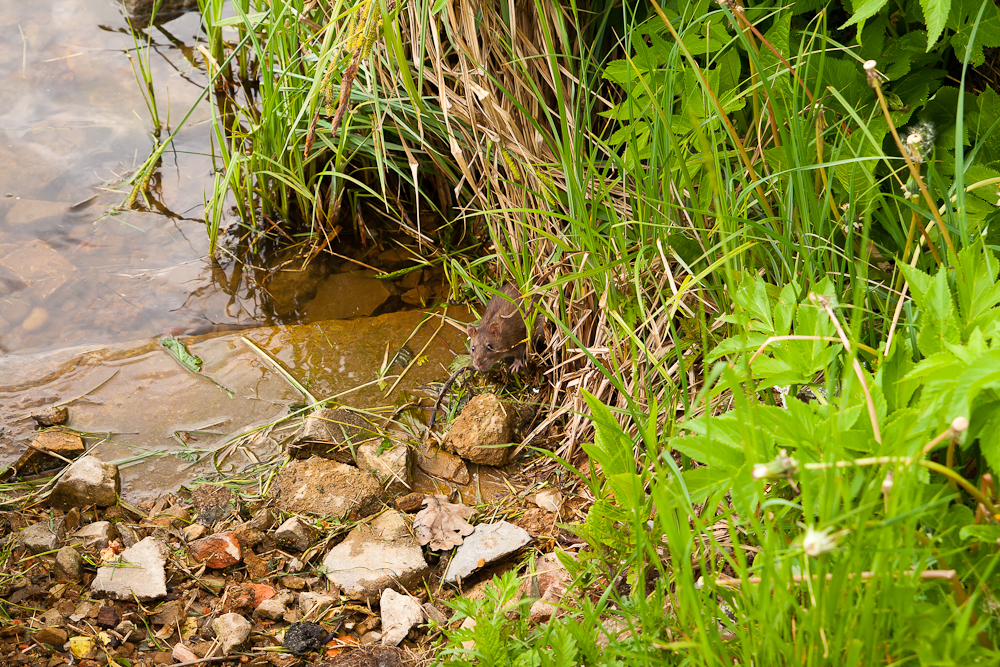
[0,0,224,354]
[0,2,479,499]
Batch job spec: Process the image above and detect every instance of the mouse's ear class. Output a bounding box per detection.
[488,322,499,336]
[467,324,477,337]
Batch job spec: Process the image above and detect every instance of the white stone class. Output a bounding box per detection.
[90,537,168,600]
[380,589,425,646]
[443,521,531,584]
[211,613,251,655]
[322,510,428,604]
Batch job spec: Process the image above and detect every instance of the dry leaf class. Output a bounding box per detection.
[413,494,476,550]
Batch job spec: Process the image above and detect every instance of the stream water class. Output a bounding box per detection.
[0,1,477,502]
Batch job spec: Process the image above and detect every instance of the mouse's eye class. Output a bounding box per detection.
[470,343,475,352]
[487,343,494,351]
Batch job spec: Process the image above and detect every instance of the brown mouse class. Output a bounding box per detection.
[467,283,532,372]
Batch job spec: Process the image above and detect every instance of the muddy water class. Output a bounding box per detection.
[0,3,479,500]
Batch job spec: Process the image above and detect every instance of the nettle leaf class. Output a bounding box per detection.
[758,12,792,97]
[947,0,1000,67]
[881,30,925,81]
[681,466,734,504]
[734,276,774,331]
[919,0,951,50]
[973,85,1000,154]
[670,415,748,470]
[968,399,1000,472]
[878,337,918,412]
[949,350,1000,426]
[841,0,892,32]
[955,241,1000,331]
[706,331,770,362]
[773,283,798,336]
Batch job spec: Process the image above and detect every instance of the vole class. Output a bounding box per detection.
[467,283,532,372]
[427,283,537,432]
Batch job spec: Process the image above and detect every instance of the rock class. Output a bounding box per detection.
[298,592,337,616]
[21,307,48,331]
[149,504,190,528]
[11,429,84,477]
[183,523,207,541]
[55,546,83,582]
[115,523,141,548]
[33,626,68,647]
[288,407,376,463]
[231,509,273,548]
[95,605,121,629]
[415,444,470,485]
[303,271,393,321]
[254,597,290,621]
[401,285,434,306]
[283,621,332,655]
[443,521,532,584]
[48,455,121,510]
[0,239,78,299]
[524,552,571,623]
[445,394,518,466]
[222,583,276,617]
[188,532,241,569]
[70,521,116,551]
[20,518,66,554]
[379,589,425,646]
[31,406,69,427]
[273,457,383,519]
[172,643,199,662]
[356,431,412,493]
[33,429,83,455]
[120,0,200,28]
[394,492,425,513]
[282,575,306,590]
[422,603,448,625]
[150,600,184,628]
[211,613,251,655]
[322,510,429,604]
[91,537,168,601]
[275,516,317,552]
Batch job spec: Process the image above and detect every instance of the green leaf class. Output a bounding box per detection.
[680,466,734,504]
[959,523,1000,542]
[840,0,891,31]
[161,336,202,372]
[919,0,952,50]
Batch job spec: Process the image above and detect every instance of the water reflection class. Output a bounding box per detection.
[0,0,235,354]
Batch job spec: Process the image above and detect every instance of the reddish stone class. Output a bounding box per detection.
[188,532,241,569]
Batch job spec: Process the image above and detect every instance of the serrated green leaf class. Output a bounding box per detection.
[920,0,951,50]
[840,0,891,30]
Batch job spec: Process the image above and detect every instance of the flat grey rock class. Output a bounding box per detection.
[273,457,383,519]
[70,521,116,551]
[19,518,66,554]
[91,537,168,600]
[212,612,251,655]
[323,510,429,604]
[356,431,412,493]
[48,455,121,510]
[443,521,531,584]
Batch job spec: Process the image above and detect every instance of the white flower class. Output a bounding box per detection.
[802,525,838,557]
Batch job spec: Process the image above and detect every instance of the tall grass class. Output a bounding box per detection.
[433,0,1000,664]
[186,0,1000,662]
